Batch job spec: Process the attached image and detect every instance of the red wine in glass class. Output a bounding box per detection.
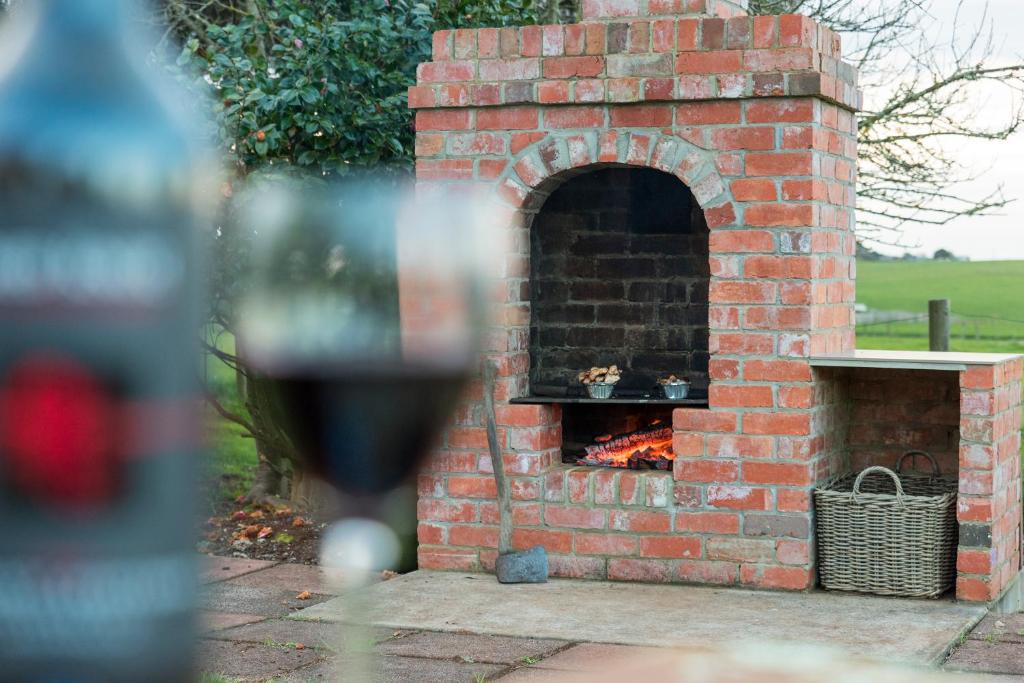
[236,179,489,498]
[269,365,468,496]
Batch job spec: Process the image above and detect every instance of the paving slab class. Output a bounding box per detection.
[275,658,337,682]
[945,640,1024,676]
[197,639,324,681]
[277,654,506,682]
[208,618,341,651]
[228,562,342,595]
[200,610,267,633]
[292,570,988,666]
[967,614,1024,644]
[497,668,589,682]
[504,644,1014,683]
[202,582,332,618]
[375,631,570,665]
[506,642,1017,683]
[273,649,1016,683]
[201,556,278,584]
[529,643,672,671]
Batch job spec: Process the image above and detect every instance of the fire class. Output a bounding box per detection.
[577,423,674,470]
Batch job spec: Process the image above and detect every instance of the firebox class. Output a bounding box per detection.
[529,167,710,398]
[525,166,710,471]
[562,403,674,469]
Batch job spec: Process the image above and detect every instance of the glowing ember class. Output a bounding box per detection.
[577,424,674,470]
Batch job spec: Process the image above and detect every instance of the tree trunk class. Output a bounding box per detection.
[245,451,285,505]
[231,350,336,511]
[289,467,336,514]
[240,374,292,505]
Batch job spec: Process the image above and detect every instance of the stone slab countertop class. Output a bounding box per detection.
[809,349,1024,371]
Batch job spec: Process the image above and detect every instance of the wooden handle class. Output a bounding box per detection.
[483,360,513,555]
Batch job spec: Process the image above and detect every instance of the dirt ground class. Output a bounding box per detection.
[197,497,326,565]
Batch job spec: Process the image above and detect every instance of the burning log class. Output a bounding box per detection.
[577,425,674,469]
[584,426,671,458]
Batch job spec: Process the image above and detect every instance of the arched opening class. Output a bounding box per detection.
[525,166,711,466]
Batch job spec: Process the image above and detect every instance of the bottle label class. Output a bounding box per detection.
[0,230,185,310]
[0,554,195,659]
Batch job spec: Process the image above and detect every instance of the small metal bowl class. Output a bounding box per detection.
[661,382,690,400]
[585,382,615,399]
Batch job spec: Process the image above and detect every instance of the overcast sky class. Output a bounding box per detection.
[866,0,1024,260]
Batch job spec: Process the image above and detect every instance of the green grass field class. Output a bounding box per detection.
[856,259,1024,458]
[856,259,1024,346]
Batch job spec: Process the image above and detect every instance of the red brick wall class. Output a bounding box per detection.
[810,369,848,488]
[844,368,961,476]
[957,359,1023,601]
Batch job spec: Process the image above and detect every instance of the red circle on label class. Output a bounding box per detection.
[0,354,118,507]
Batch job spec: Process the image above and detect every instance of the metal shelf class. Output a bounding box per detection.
[509,395,708,407]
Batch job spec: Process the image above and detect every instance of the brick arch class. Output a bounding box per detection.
[491,131,736,226]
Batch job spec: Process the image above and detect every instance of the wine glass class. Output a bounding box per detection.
[234,174,496,680]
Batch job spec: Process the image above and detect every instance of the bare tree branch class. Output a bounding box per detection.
[749,0,1024,245]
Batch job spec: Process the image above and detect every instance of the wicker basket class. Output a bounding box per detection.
[814,451,958,598]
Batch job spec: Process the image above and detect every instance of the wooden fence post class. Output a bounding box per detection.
[929,299,950,352]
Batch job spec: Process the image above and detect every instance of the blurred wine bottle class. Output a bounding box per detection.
[0,1,210,681]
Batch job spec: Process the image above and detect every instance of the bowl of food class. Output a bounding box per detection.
[578,365,621,399]
[659,375,690,399]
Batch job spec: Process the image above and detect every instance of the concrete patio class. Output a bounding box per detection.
[292,570,986,666]
[199,558,1023,681]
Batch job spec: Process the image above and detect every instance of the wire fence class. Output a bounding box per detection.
[856,310,1024,341]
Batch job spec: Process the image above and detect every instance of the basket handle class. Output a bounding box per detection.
[896,450,941,476]
[851,466,905,507]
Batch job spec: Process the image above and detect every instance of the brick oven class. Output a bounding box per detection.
[407,0,1023,601]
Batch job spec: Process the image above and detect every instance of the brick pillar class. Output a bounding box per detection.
[671,88,858,589]
[957,359,1024,601]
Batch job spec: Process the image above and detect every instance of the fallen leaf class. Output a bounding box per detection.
[292,516,305,527]
[381,570,398,581]
[273,532,295,544]
[248,510,264,519]
[276,507,293,517]
[294,643,306,650]
[296,591,312,600]
[257,526,274,539]
[243,525,261,538]
[231,511,248,521]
